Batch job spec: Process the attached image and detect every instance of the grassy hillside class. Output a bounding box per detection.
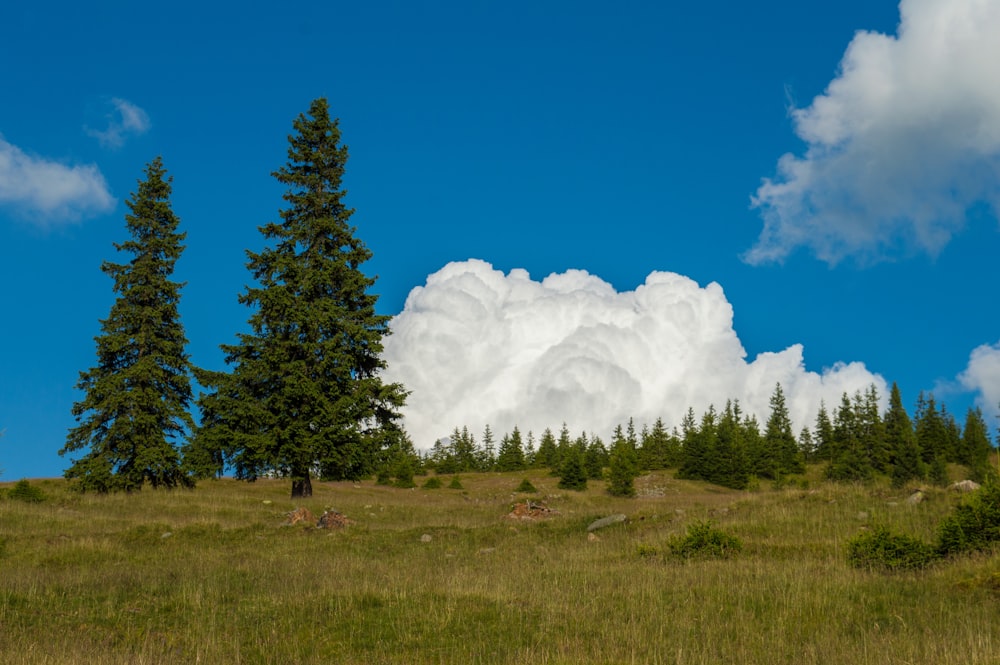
[1,471,998,664]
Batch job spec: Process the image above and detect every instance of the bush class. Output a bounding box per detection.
[422,477,442,489]
[668,520,742,560]
[7,479,45,503]
[936,482,1000,557]
[514,478,537,493]
[846,525,936,572]
[447,476,464,490]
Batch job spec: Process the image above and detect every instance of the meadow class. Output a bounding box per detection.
[1,470,998,664]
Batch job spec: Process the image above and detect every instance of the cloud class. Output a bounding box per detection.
[747,0,1000,265]
[0,134,116,223]
[957,341,1000,417]
[382,259,886,447]
[86,98,151,149]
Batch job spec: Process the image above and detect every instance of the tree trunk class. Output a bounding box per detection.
[291,472,313,499]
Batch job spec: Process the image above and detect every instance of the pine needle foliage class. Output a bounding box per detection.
[60,158,195,492]
[193,99,407,497]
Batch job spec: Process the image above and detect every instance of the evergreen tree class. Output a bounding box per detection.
[524,430,537,467]
[826,392,871,482]
[915,392,948,466]
[813,401,834,461]
[885,383,923,487]
[61,158,195,492]
[857,385,888,473]
[193,99,407,497]
[557,446,587,491]
[639,417,673,470]
[764,383,804,476]
[452,425,477,472]
[959,407,995,483]
[536,427,558,470]
[584,434,608,479]
[477,424,496,471]
[607,426,638,497]
[496,427,527,472]
[677,407,705,480]
[742,413,765,478]
[712,400,750,489]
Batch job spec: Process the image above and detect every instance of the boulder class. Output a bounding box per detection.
[949,480,981,493]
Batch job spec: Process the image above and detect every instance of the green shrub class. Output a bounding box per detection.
[7,479,46,503]
[422,477,442,489]
[667,520,742,559]
[447,476,464,490]
[514,478,537,493]
[846,525,936,572]
[936,482,1000,557]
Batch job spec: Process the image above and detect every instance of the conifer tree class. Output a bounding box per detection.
[959,407,995,483]
[584,434,609,479]
[639,417,674,470]
[536,428,558,470]
[764,383,804,476]
[712,400,750,489]
[477,424,496,471]
[885,383,923,487]
[677,407,706,480]
[193,99,407,497]
[813,401,834,461]
[61,158,195,492]
[557,446,587,491]
[856,385,888,472]
[607,426,638,497]
[826,392,871,481]
[496,427,527,472]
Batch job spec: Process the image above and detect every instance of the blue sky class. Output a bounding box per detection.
[2,0,998,478]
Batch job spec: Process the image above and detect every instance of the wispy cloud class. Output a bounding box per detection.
[382,259,886,447]
[0,134,116,224]
[86,97,151,149]
[747,0,1000,265]
[957,341,1000,417]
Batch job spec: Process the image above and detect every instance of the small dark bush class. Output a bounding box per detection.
[936,482,1000,557]
[846,525,936,571]
[448,476,464,490]
[668,520,742,559]
[515,478,537,493]
[7,479,46,503]
[422,477,442,489]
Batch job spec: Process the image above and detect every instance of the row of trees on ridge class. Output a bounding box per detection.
[420,383,997,491]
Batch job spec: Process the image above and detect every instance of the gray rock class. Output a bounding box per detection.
[905,490,925,505]
[420,534,432,543]
[950,480,981,493]
[587,514,627,532]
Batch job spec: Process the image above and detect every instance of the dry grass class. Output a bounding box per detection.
[1,471,998,664]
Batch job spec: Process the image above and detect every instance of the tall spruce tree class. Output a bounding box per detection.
[885,383,923,487]
[61,158,195,492]
[193,99,407,497]
[764,383,804,476]
[959,407,995,483]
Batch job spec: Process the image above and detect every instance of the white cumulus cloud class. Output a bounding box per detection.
[383,259,886,447]
[957,341,1000,418]
[86,98,151,149]
[747,0,1000,265]
[0,134,116,223]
